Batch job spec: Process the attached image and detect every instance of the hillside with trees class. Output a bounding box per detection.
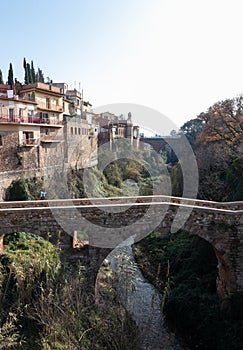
[174,95,243,201]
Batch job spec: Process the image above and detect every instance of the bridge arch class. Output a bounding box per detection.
[177,226,233,298]
[182,219,240,298]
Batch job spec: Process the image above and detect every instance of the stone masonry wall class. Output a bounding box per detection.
[39,142,64,168]
[0,166,63,201]
[67,134,98,169]
[0,131,21,171]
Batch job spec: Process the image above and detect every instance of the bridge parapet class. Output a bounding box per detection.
[140,136,182,153]
[1,195,242,210]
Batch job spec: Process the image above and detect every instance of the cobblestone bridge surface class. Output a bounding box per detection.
[0,195,242,297]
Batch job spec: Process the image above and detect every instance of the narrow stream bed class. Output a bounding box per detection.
[106,238,187,350]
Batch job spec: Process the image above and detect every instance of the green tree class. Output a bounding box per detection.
[225,157,243,201]
[23,57,26,70]
[26,63,32,84]
[170,162,183,196]
[0,69,3,84]
[180,116,204,145]
[7,63,14,87]
[36,67,44,83]
[23,57,28,84]
[103,162,123,187]
[7,177,43,201]
[170,129,177,136]
[31,60,36,83]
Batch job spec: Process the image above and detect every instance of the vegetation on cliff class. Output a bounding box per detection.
[6,143,169,201]
[0,232,60,348]
[66,142,169,199]
[0,232,139,349]
[174,96,243,201]
[6,178,44,201]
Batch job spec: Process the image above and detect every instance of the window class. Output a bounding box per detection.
[23,131,34,140]
[22,131,35,145]
[78,128,81,135]
[71,127,73,135]
[41,112,49,123]
[0,135,3,146]
[46,98,50,109]
[27,93,35,101]
[75,127,77,135]
[9,108,14,122]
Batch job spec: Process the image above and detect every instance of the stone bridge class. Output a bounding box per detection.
[0,195,242,298]
[139,136,182,153]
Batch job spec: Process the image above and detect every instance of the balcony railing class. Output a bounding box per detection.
[41,134,63,142]
[17,95,63,112]
[0,114,63,126]
[21,138,39,146]
[37,101,63,112]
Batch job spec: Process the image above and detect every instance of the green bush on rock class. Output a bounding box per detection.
[6,178,44,201]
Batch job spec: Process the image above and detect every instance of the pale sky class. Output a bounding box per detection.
[1,0,243,130]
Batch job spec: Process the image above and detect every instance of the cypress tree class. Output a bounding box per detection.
[7,63,14,87]
[23,57,26,70]
[36,67,44,83]
[39,68,44,82]
[23,59,46,84]
[31,60,36,83]
[0,69,3,84]
[23,58,28,84]
[24,70,28,84]
[26,63,32,84]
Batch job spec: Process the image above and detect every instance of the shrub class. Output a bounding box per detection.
[7,178,43,201]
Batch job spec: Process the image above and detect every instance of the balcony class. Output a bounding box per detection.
[37,101,63,112]
[20,82,63,94]
[41,134,63,143]
[36,116,63,126]
[0,114,63,126]
[16,93,63,112]
[17,97,63,112]
[21,138,39,146]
